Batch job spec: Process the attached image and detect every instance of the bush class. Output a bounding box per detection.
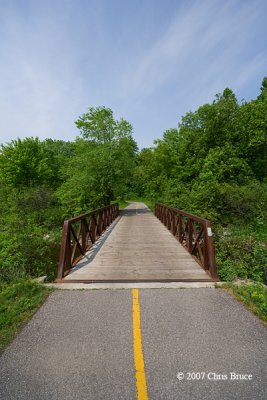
[219,181,267,224]
[215,224,267,283]
[0,217,59,283]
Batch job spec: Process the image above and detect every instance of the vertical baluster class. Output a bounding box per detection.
[171,211,176,235]
[188,219,193,253]
[178,214,183,243]
[89,213,96,243]
[57,221,71,280]
[81,218,87,253]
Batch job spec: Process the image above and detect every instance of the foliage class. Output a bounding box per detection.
[0,138,74,188]
[0,185,60,283]
[0,138,69,283]
[0,279,51,353]
[0,110,137,283]
[57,107,138,215]
[76,106,133,143]
[222,282,267,323]
[215,224,267,283]
[0,137,52,187]
[134,79,267,226]
[131,78,267,288]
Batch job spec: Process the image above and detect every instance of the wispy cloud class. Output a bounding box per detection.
[0,1,86,142]
[119,0,265,108]
[0,0,266,148]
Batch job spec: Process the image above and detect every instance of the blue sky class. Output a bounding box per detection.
[0,0,266,149]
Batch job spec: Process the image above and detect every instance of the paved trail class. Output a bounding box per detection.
[0,288,266,400]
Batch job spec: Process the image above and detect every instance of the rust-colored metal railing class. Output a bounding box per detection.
[56,204,119,281]
[155,203,218,280]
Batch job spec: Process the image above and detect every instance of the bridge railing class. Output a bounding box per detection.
[155,203,218,280]
[56,204,119,281]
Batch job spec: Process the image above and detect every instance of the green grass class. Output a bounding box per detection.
[0,279,52,353]
[222,282,267,323]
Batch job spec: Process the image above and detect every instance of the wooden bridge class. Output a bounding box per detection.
[56,202,218,283]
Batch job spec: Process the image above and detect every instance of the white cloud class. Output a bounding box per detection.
[0,2,88,143]
[119,0,265,107]
[0,0,266,148]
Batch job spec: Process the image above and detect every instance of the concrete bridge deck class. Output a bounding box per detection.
[63,202,213,282]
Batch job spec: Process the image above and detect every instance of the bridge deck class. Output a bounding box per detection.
[63,202,213,282]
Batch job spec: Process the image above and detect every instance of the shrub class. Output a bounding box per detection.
[215,225,267,283]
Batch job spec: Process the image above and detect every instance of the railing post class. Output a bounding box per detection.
[158,204,161,221]
[98,211,103,235]
[188,219,193,253]
[205,222,218,280]
[89,213,96,243]
[203,233,209,271]
[108,206,111,225]
[57,221,71,280]
[163,207,167,226]
[158,204,161,220]
[172,212,177,237]
[167,208,171,230]
[81,218,87,253]
[178,215,183,243]
[103,209,107,230]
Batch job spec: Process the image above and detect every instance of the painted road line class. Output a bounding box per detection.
[132,289,149,400]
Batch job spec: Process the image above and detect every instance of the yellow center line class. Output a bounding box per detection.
[132,289,149,400]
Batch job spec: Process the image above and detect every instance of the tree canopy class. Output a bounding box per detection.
[134,79,267,223]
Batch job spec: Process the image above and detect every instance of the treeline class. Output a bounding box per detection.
[133,80,267,283]
[0,79,266,283]
[134,83,267,223]
[0,108,137,282]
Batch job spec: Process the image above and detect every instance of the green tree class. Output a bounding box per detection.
[136,80,267,223]
[57,107,138,213]
[75,106,115,143]
[0,138,74,189]
[0,138,53,187]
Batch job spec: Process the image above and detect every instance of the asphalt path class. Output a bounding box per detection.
[0,289,266,399]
